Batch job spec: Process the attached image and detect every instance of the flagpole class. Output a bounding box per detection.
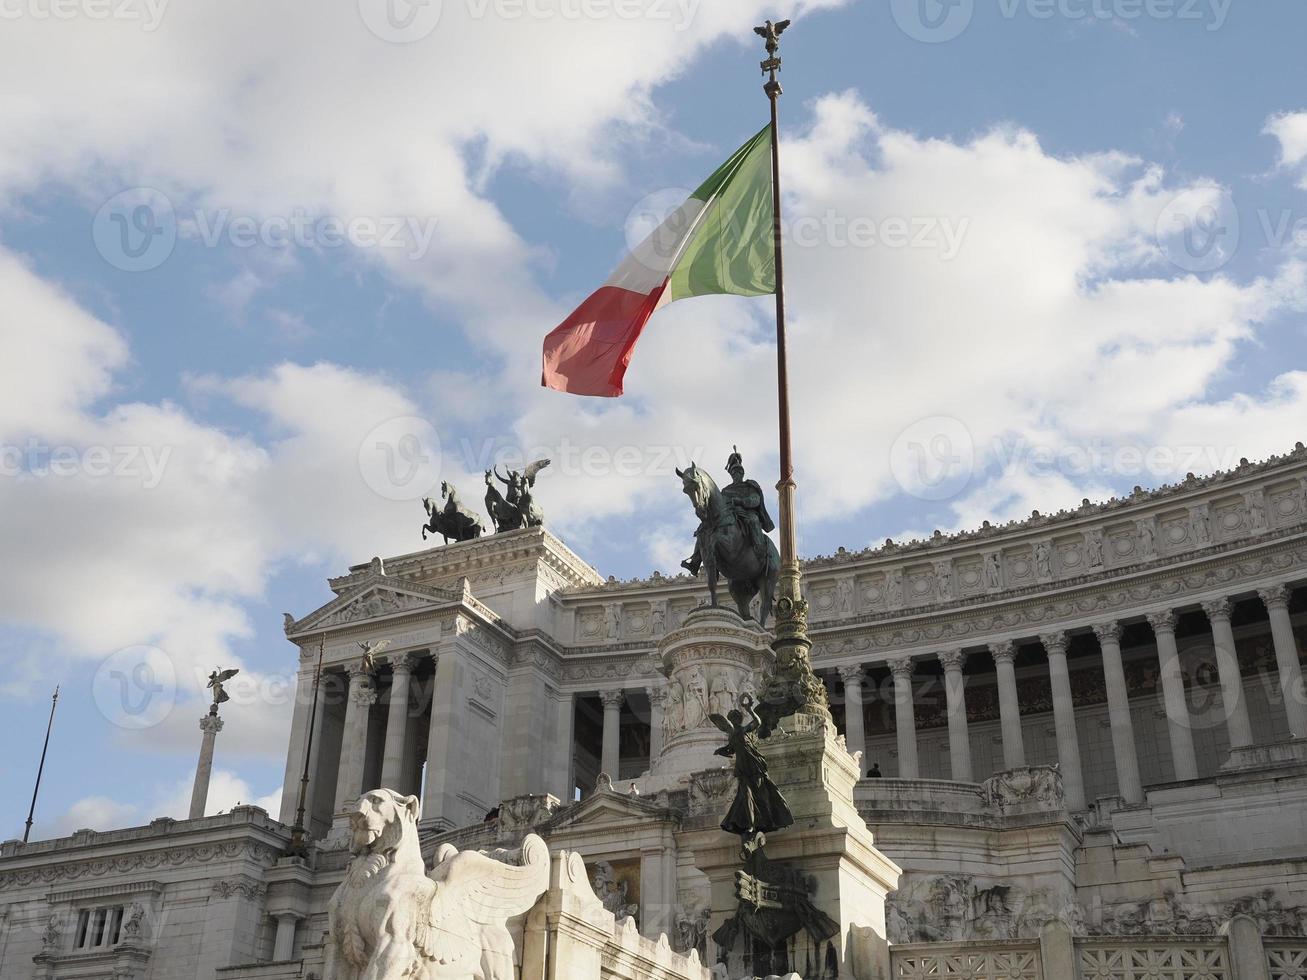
[758,19,829,721]
[23,686,59,844]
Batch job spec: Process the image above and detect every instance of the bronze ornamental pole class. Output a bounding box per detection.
[757,19,830,722]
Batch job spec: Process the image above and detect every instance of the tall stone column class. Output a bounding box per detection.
[1039,632,1085,811]
[279,663,316,824]
[938,649,973,783]
[1094,621,1143,805]
[549,689,575,802]
[1203,598,1254,749]
[189,713,224,820]
[599,689,624,780]
[1147,611,1199,780]
[837,665,868,773]
[380,655,416,790]
[335,665,376,812]
[1258,584,1307,739]
[422,651,463,827]
[646,686,667,764]
[990,641,1026,769]
[888,657,919,779]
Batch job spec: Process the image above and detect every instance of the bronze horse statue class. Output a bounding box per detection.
[676,463,779,628]
[484,470,523,532]
[422,482,484,543]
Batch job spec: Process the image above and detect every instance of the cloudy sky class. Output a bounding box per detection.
[3,0,1307,839]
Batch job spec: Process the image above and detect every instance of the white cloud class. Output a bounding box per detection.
[45,771,282,839]
[1266,111,1307,184]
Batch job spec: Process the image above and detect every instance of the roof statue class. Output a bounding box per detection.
[205,668,239,713]
[421,481,485,544]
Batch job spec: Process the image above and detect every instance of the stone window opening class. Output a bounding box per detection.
[72,904,124,950]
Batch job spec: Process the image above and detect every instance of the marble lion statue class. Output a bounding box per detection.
[324,788,549,980]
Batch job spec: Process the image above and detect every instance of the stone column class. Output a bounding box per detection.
[646,686,666,764]
[1039,632,1085,811]
[1147,611,1199,780]
[837,665,868,773]
[279,663,316,824]
[271,913,300,961]
[335,665,376,812]
[888,657,919,779]
[937,649,973,782]
[1094,621,1143,805]
[189,713,224,820]
[1258,584,1307,739]
[423,652,462,826]
[990,641,1026,769]
[379,655,415,791]
[599,690,624,780]
[549,690,575,802]
[1203,598,1254,749]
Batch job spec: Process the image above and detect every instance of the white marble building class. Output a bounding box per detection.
[5,445,1307,980]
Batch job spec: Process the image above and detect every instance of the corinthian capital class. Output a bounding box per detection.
[598,689,625,710]
[989,640,1017,665]
[1092,621,1121,645]
[1145,610,1176,634]
[888,656,916,679]
[937,649,967,672]
[1201,597,1232,621]
[1258,584,1290,611]
[837,664,864,685]
[1039,632,1068,657]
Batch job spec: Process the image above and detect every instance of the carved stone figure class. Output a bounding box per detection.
[886,569,904,607]
[422,482,484,543]
[590,860,638,926]
[1086,529,1104,568]
[121,903,146,939]
[605,603,622,639]
[651,601,667,634]
[983,553,1002,590]
[1192,506,1212,544]
[677,450,780,628]
[1248,492,1268,531]
[323,788,548,980]
[42,914,61,950]
[1034,542,1052,580]
[1137,520,1156,558]
[981,766,1064,811]
[711,695,794,838]
[935,562,952,599]
[836,577,855,614]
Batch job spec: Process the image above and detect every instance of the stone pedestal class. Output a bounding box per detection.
[638,607,773,794]
[686,713,902,980]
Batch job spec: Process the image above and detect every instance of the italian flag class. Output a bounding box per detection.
[542,125,775,397]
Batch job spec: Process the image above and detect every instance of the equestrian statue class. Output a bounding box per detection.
[486,458,550,531]
[677,447,780,628]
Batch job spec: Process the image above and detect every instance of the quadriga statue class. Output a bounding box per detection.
[324,788,550,980]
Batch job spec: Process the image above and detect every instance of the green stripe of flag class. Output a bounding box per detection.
[666,125,776,301]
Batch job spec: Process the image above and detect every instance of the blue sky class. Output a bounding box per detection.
[3,0,1307,839]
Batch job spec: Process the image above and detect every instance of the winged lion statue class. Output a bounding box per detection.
[324,788,549,980]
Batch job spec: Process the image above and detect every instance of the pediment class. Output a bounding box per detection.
[286,572,462,637]
[549,788,674,831]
